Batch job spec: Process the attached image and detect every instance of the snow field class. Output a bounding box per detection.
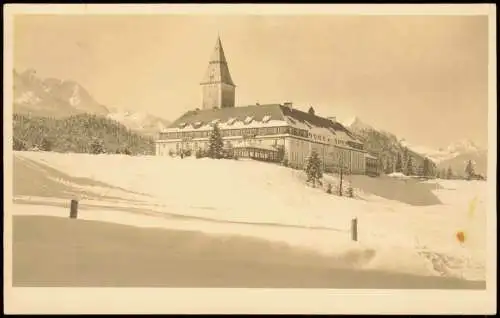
[12,151,489,281]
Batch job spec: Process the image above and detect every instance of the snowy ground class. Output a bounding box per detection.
[11,151,488,282]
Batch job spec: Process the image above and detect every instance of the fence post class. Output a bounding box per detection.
[70,199,78,219]
[351,217,358,242]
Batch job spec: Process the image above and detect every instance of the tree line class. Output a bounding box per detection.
[12,113,155,155]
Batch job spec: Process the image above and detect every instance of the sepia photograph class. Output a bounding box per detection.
[3,3,497,314]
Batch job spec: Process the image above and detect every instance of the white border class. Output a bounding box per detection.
[3,4,497,314]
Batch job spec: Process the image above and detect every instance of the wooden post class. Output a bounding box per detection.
[351,217,358,242]
[70,199,78,219]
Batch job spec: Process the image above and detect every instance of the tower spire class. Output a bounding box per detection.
[201,36,236,109]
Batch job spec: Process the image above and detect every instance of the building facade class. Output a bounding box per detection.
[155,37,372,175]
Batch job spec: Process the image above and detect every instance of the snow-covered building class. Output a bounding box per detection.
[155,36,369,174]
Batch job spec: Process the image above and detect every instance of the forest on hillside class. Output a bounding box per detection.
[12,113,156,155]
[352,128,436,176]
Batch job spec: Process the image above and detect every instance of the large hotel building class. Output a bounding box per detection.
[156,37,377,175]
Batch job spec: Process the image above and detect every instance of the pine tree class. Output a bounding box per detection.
[446,166,453,180]
[305,150,322,187]
[465,160,475,180]
[208,123,224,159]
[395,153,403,173]
[423,157,430,177]
[308,106,315,115]
[405,156,413,176]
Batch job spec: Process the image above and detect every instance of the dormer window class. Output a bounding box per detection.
[193,121,202,128]
[244,116,254,124]
[179,122,187,128]
[211,119,220,126]
[227,117,237,125]
[262,115,271,123]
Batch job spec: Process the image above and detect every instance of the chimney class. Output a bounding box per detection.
[283,101,293,108]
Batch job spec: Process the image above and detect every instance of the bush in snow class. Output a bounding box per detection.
[195,149,203,159]
[90,138,105,154]
[168,149,175,157]
[304,149,322,188]
[40,137,53,151]
[13,137,27,151]
[346,185,354,198]
[326,183,332,194]
[282,158,289,167]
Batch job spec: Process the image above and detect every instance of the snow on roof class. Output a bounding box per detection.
[244,116,254,124]
[262,115,271,123]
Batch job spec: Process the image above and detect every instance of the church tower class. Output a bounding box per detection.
[201,36,236,109]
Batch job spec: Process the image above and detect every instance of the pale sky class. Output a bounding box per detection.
[13,14,489,149]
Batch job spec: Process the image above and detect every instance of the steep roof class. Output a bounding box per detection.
[280,106,357,139]
[201,36,235,86]
[170,104,285,129]
[167,104,359,142]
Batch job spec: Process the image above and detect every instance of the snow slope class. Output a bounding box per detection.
[12,151,488,281]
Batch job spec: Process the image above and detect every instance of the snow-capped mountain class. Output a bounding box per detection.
[106,107,171,137]
[343,116,374,132]
[12,69,170,137]
[13,69,109,117]
[401,139,487,176]
[343,116,487,176]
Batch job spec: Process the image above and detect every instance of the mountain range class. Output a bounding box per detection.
[12,68,487,176]
[12,69,171,137]
[343,116,488,177]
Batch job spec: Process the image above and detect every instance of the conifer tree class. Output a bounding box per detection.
[305,150,322,187]
[423,157,430,177]
[446,166,453,180]
[395,152,403,173]
[465,160,475,180]
[208,123,224,159]
[405,156,414,176]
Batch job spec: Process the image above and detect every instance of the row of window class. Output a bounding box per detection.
[161,127,289,140]
[160,126,335,142]
[162,138,280,152]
